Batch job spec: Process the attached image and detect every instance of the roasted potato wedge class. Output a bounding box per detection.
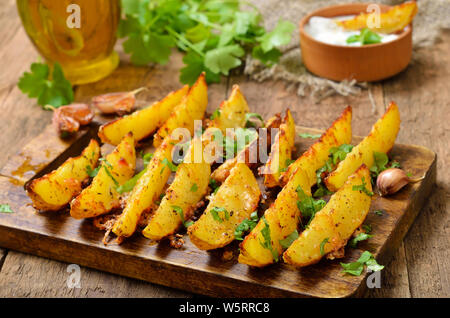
[280,106,353,186]
[112,137,174,237]
[188,163,261,250]
[284,165,372,267]
[98,86,189,145]
[26,139,101,211]
[142,138,211,241]
[238,107,353,267]
[142,85,252,241]
[208,84,250,131]
[325,102,400,192]
[112,74,208,238]
[153,74,208,147]
[70,133,136,219]
[336,1,418,34]
[263,109,296,188]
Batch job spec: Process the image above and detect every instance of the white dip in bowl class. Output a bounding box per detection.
[304,16,399,46]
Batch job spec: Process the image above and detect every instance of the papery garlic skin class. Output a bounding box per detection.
[376,168,409,196]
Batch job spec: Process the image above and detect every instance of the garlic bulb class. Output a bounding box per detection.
[376,168,424,196]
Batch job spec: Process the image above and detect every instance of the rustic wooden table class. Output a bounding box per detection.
[0,0,448,297]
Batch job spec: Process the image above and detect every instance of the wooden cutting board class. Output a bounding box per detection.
[0,120,436,298]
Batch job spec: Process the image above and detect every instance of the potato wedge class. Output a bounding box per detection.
[70,133,136,219]
[263,109,296,188]
[336,1,418,34]
[142,138,210,241]
[325,102,400,192]
[26,139,101,211]
[238,107,352,267]
[188,163,261,250]
[238,168,311,267]
[142,85,252,241]
[112,74,208,238]
[284,165,372,267]
[98,85,189,145]
[112,137,174,237]
[153,74,208,147]
[208,85,250,131]
[280,106,353,186]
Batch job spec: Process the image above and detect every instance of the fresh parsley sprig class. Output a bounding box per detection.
[119,0,295,85]
[234,211,259,241]
[341,251,384,276]
[18,62,74,108]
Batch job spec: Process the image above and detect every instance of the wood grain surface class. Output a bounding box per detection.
[0,0,448,297]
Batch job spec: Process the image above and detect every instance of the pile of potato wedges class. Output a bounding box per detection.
[26,73,401,269]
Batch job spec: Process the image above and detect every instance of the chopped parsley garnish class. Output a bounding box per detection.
[234,211,259,241]
[190,183,198,192]
[210,207,229,223]
[346,28,382,45]
[210,109,221,120]
[172,205,193,228]
[341,251,384,276]
[369,151,401,181]
[161,158,178,172]
[362,224,372,233]
[296,186,326,228]
[349,233,373,248]
[209,178,220,195]
[245,113,265,128]
[279,230,299,249]
[0,204,13,213]
[320,237,329,256]
[279,159,296,173]
[259,215,278,262]
[299,133,321,139]
[374,210,384,216]
[86,165,100,178]
[352,177,374,196]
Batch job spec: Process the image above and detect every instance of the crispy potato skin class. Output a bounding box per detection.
[142,138,210,241]
[70,133,136,219]
[280,106,352,186]
[188,163,261,250]
[263,109,296,188]
[209,85,250,131]
[153,74,208,147]
[239,107,352,267]
[283,165,372,267]
[26,139,101,211]
[142,84,252,242]
[112,137,173,237]
[336,1,417,34]
[325,102,400,192]
[112,75,208,238]
[98,86,188,145]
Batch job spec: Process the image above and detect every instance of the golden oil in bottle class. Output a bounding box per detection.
[17,0,121,85]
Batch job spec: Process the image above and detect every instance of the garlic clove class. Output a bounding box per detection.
[52,103,94,135]
[91,87,146,115]
[376,168,409,196]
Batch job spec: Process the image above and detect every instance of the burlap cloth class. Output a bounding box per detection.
[245,0,450,101]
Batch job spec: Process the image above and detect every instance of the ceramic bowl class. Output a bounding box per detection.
[299,3,412,82]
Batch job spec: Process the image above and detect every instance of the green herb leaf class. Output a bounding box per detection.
[352,177,374,196]
[209,178,220,195]
[320,237,329,256]
[190,183,198,192]
[346,28,382,45]
[299,133,321,139]
[234,211,259,241]
[296,186,326,227]
[172,205,192,228]
[258,20,295,53]
[0,204,13,213]
[210,206,229,223]
[245,113,265,128]
[259,215,278,262]
[362,224,372,233]
[18,62,74,108]
[374,210,384,216]
[204,44,245,76]
[349,233,373,248]
[341,251,384,276]
[161,158,178,172]
[210,109,221,120]
[86,165,101,178]
[279,230,299,249]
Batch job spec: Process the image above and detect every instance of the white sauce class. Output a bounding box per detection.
[304,16,399,46]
